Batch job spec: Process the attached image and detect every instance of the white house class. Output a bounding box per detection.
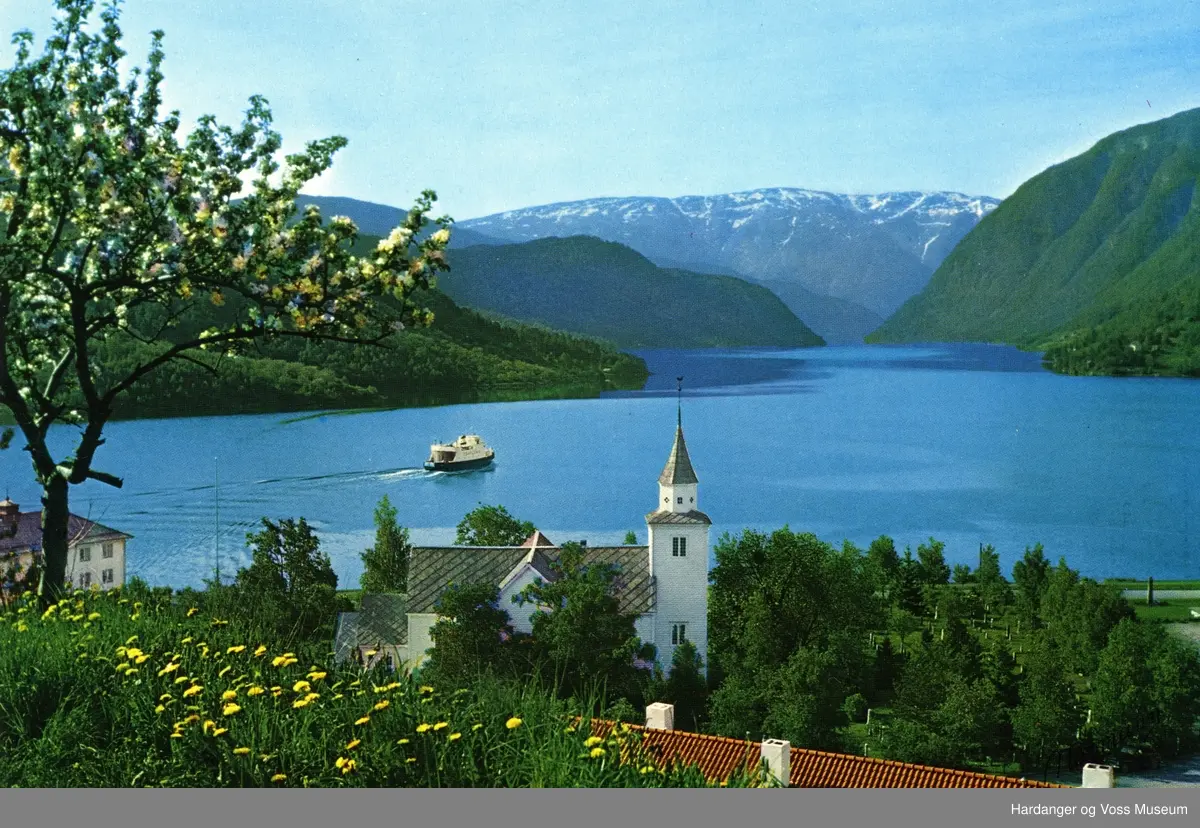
[335,419,711,675]
[0,497,131,593]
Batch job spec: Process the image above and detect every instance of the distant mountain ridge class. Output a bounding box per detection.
[439,236,824,349]
[868,106,1200,376]
[458,188,999,341]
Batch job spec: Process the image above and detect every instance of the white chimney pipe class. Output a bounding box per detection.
[761,739,790,787]
[645,702,674,731]
[1081,763,1115,788]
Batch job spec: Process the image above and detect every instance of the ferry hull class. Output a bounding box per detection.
[424,455,494,472]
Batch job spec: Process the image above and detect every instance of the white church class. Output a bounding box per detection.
[334,412,711,676]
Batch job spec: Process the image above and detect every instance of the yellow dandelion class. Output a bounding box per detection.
[564,726,576,733]
[115,663,130,673]
[335,756,348,769]
[125,647,143,659]
[584,736,603,747]
[349,680,362,688]
[233,747,250,755]
[346,738,361,750]
[154,705,165,714]
[271,773,287,783]
[174,676,190,685]
[221,690,238,702]
[418,685,434,694]
[180,637,193,644]
[416,724,431,734]
[212,727,227,737]
[271,655,288,667]
[125,635,139,645]
[373,700,390,712]
[125,667,140,676]
[203,720,215,733]
[134,654,149,665]
[159,693,173,702]
[472,724,483,731]
[292,680,311,694]
[218,665,232,678]
[184,714,200,725]
[397,738,410,745]
[307,671,327,681]
[186,607,199,617]
[333,694,344,701]
[227,645,246,654]
[222,703,242,716]
[87,612,101,621]
[292,697,312,709]
[341,759,357,775]
[247,686,265,697]
[355,715,371,726]
[254,645,267,657]
[433,722,448,731]
[405,758,416,764]
[158,662,180,677]
[590,747,606,759]
[170,733,183,739]
[183,685,203,698]
[506,717,522,730]
[448,732,462,742]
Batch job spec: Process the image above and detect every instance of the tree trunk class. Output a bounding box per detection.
[37,475,71,608]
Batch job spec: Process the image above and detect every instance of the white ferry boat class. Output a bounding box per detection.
[423,434,495,472]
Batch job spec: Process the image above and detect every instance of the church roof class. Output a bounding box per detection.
[407,544,655,615]
[333,593,409,663]
[658,427,698,486]
[646,509,712,525]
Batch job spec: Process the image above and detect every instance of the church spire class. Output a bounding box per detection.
[659,377,698,486]
[677,375,682,430]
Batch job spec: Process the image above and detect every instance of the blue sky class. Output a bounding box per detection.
[2,0,1198,219]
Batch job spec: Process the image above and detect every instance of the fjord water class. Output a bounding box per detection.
[5,344,1198,588]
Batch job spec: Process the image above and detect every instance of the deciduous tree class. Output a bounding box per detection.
[455,504,535,547]
[0,1,450,605]
[359,495,411,593]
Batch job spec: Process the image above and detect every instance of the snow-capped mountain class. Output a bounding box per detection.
[459,189,1000,340]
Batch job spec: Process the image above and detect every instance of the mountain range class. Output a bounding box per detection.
[458,188,1000,343]
[869,107,1200,376]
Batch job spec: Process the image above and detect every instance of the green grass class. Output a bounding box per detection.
[1132,601,1200,624]
[1103,579,1200,591]
[0,588,757,788]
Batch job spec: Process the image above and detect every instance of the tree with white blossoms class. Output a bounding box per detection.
[0,0,451,605]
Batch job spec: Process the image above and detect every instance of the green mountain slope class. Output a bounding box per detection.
[868,108,1200,375]
[439,236,825,348]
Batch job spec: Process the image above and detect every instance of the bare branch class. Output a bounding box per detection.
[86,469,123,488]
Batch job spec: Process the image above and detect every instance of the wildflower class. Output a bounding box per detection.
[292,680,311,694]
[155,705,165,714]
[373,700,390,712]
[397,738,410,745]
[433,722,448,731]
[174,676,190,685]
[271,774,287,783]
[506,717,522,730]
[233,747,250,756]
[170,733,183,739]
[125,668,139,676]
[355,716,371,726]
[134,654,149,665]
[564,726,576,734]
[307,670,327,681]
[125,635,139,645]
[222,703,242,716]
[333,693,344,701]
[115,663,131,674]
[584,736,603,748]
[293,697,313,709]
[210,618,228,627]
[183,715,201,725]
[218,665,232,678]
[418,685,434,694]
[212,727,227,737]
[87,612,101,621]
[448,732,462,742]
[349,680,361,688]
[222,690,238,702]
[405,758,416,764]
[254,645,267,657]
[203,720,216,733]
[159,693,173,702]
[186,607,198,617]
[181,636,194,645]
[126,648,143,660]
[183,685,203,698]
[247,686,265,697]
[227,645,245,654]
[590,747,606,759]
[158,662,180,677]
[259,754,276,762]
[15,622,28,632]
[472,724,483,731]
[338,758,357,775]
[416,724,431,734]
[346,738,361,750]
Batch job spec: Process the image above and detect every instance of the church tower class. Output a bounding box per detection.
[646,379,710,676]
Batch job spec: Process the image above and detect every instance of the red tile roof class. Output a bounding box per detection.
[590,720,1068,788]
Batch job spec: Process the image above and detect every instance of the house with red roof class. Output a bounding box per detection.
[0,497,131,593]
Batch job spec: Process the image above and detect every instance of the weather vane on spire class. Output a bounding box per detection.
[676,376,684,428]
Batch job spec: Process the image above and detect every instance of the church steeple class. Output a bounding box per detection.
[656,377,699,513]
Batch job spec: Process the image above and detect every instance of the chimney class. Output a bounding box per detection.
[0,499,18,537]
[761,739,790,787]
[1081,763,1115,788]
[645,702,674,731]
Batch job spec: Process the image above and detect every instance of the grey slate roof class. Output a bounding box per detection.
[333,593,408,663]
[407,544,656,615]
[645,509,712,526]
[659,427,699,485]
[0,511,131,557]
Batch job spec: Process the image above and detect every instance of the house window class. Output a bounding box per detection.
[79,572,92,588]
[672,537,687,557]
[671,624,686,645]
[78,546,91,562]
[102,568,114,584]
[102,542,114,558]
